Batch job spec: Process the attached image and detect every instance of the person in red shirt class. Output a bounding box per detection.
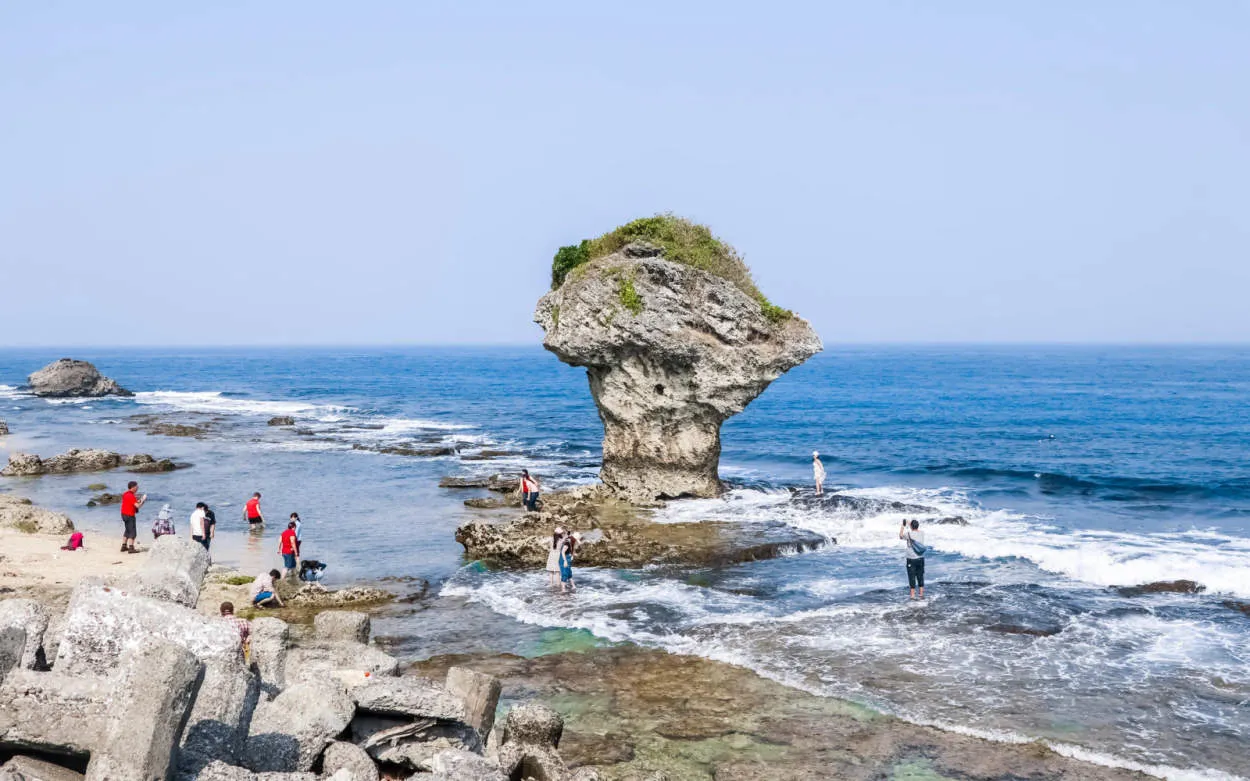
[119,480,146,553]
[278,521,299,577]
[244,492,264,525]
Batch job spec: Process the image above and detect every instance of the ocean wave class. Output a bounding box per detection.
[133,390,351,419]
[652,486,1250,598]
[443,567,1249,781]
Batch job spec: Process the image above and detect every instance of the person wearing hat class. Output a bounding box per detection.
[546,526,566,587]
[813,451,826,496]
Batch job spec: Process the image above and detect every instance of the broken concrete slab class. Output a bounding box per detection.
[248,617,289,699]
[55,579,240,677]
[312,611,371,645]
[429,748,507,781]
[445,667,501,740]
[243,681,355,773]
[85,639,204,781]
[181,651,259,770]
[0,755,86,781]
[0,668,110,759]
[320,740,379,781]
[127,534,210,607]
[351,676,465,722]
[283,643,398,687]
[0,598,50,670]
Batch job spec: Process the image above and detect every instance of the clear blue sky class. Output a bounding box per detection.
[3,2,1247,346]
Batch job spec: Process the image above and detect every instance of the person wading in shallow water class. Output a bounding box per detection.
[812,451,826,496]
[900,518,927,599]
[520,470,541,512]
[244,492,265,525]
[120,480,146,553]
[559,531,580,593]
[546,526,566,587]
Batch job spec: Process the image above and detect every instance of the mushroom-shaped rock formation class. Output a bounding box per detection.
[27,358,131,397]
[535,216,822,501]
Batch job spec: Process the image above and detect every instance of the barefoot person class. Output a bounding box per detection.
[244,492,265,525]
[278,521,299,577]
[545,526,566,587]
[251,569,283,608]
[120,480,146,553]
[520,470,541,512]
[900,519,927,600]
[813,451,826,496]
[559,531,580,593]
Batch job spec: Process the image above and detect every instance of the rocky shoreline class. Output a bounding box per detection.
[0,526,585,781]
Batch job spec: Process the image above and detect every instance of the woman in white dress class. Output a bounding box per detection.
[546,526,566,587]
[813,451,826,496]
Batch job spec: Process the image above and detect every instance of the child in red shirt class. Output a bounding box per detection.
[278,521,299,576]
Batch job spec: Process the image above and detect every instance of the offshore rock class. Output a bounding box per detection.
[0,450,185,477]
[536,248,821,501]
[27,359,131,398]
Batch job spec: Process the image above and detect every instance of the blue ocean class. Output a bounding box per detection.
[1,346,1247,780]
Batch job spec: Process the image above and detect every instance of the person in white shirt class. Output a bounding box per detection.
[189,503,209,551]
[899,519,927,599]
[813,451,826,496]
[250,568,283,608]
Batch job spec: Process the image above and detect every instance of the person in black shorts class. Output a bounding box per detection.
[119,480,146,554]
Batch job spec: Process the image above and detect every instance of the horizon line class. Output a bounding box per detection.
[2,341,1250,351]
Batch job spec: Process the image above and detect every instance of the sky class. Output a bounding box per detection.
[2,1,1247,346]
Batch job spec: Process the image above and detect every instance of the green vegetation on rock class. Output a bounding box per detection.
[551,214,792,323]
[220,575,255,586]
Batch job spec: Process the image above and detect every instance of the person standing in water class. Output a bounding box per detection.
[290,512,302,556]
[278,521,299,577]
[545,526,566,587]
[900,519,927,599]
[812,451,826,496]
[559,531,579,593]
[244,492,265,525]
[120,480,146,554]
[190,502,210,551]
[520,470,541,512]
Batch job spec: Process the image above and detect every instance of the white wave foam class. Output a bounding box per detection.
[0,385,23,400]
[134,390,349,418]
[653,486,1250,598]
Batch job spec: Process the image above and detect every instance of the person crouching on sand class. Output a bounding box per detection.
[813,451,826,496]
[559,531,580,593]
[251,569,283,608]
[900,519,927,600]
[278,521,299,577]
[546,526,566,587]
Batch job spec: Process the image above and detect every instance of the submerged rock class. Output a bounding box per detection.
[27,358,131,398]
[0,421,8,436]
[536,242,821,501]
[1114,580,1205,597]
[267,416,296,426]
[0,449,186,477]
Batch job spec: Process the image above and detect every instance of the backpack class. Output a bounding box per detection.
[907,533,928,557]
[61,532,84,551]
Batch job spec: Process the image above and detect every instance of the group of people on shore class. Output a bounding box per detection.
[117,482,309,606]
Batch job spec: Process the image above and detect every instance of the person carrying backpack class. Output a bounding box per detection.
[899,518,927,600]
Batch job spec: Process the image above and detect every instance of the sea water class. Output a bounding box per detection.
[1,345,1247,779]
